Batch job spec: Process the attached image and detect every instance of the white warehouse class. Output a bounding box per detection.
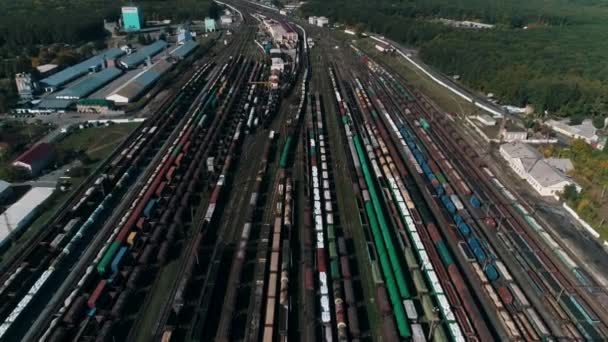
[499,142,578,199]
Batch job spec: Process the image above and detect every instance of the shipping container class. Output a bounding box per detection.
[498,286,513,305]
[87,280,107,308]
[111,246,129,274]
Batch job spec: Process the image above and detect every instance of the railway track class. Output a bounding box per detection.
[5,1,608,340]
[347,44,608,340]
[0,61,214,342]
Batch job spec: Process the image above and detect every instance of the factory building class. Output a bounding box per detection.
[177,26,193,45]
[316,16,329,27]
[545,119,605,149]
[170,41,199,60]
[106,59,173,104]
[14,73,36,100]
[122,6,143,31]
[205,18,217,32]
[12,143,57,176]
[0,187,55,249]
[220,14,233,25]
[36,64,59,77]
[263,19,298,43]
[53,67,123,100]
[39,48,125,91]
[119,40,168,69]
[500,142,578,199]
[308,16,329,27]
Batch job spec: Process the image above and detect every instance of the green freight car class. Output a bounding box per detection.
[279,136,293,168]
[97,241,121,274]
[353,136,412,338]
[419,118,430,130]
[436,241,455,266]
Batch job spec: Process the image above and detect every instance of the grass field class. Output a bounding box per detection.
[0,122,139,268]
[355,39,479,117]
[56,122,140,161]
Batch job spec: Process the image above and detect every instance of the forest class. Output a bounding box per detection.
[300,0,608,123]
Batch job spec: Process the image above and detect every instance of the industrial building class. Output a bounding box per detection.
[263,19,298,43]
[15,73,36,100]
[205,18,217,32]
[35,98,75,111]
[12,143,57,176]
[0,187,55,249]
[545,119,606,149]
[119,40,168,69]
[106,59,173,104]
[500,142,577,199]
[220,14,233,25]
[53,67,123,100]
[308,16,329,27]
[177,26,193,44]
[39,48,125,91]
[170,41,199,60]
[36,64,59,77]
[122,6,143,31]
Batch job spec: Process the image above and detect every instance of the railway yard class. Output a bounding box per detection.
[0,1,607,341]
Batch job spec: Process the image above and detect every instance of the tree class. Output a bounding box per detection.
[560,184,579,204]
[592,115,605,129]
[208,2,222,19]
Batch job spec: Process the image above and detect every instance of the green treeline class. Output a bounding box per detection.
[301,0,608,122]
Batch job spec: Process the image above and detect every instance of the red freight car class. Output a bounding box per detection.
[87,280,107,308]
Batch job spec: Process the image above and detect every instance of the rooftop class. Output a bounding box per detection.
[170,41,198,59]
[14,143,55,165]
[40,48,125,88]
[36,64,58,74]
[544,158,574,173]
[501,142,575,187]
[500,141,539,160]
[0,187,55,247]
[107,59,173,102]
[120,40,168,68]
[53,67,123,100]
[546,119,599,141]
[528,160,570,187]
[37,98,75,110]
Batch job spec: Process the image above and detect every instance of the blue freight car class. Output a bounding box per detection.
[467,237,486,262]
[143,198,158,218]
[457,222,471,237]
[470,195,481,208]
[111,246,129,274]
[485,264,499,281]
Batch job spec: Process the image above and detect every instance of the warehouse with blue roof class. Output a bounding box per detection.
[106,59,173,103]
[39,48,125,91]
[54,68,123,100]
[119,40,168,69]
[170,41,199,60]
